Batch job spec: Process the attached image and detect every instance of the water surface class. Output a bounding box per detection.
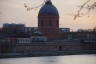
[0,55,96,64]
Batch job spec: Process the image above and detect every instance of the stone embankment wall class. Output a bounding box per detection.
[14,41,83,53]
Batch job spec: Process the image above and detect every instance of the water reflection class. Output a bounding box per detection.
[0,55,96,64]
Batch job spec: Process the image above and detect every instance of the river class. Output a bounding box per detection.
[0,55,96,64]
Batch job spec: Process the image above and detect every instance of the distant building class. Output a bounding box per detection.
[16,38,32,44]
[24,27,34,33]
[2,23,25,34]
[31,31,47,42]
[63,32,96,41]
[31,36,47,42]
[0,37,16,53]
[38,0,60,40]
[60,28,70,32]
[16,30,47,44]
[0,0,96,54]
[0,28,2,33]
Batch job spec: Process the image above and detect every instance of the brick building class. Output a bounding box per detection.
[38,0,61,40]
[0,0,96,54]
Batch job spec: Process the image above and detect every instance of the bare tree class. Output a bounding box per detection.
[74,0,96,20]
[24,0,96,20]
[24,0,46,11]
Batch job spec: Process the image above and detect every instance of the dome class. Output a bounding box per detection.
[38,1,59,16]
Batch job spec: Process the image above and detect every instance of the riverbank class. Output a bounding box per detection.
[0,50,96,58]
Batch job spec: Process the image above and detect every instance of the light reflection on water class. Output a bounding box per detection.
[0,55,96,64]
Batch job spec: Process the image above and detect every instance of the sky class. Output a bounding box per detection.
[0,0,96,31]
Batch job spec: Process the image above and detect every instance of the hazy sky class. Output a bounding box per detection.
[0,0,96,31]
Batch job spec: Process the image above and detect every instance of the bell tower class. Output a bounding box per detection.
[38,0,59,40]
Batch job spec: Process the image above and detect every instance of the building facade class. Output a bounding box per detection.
[0,0,96,54]
[38,0,60,40]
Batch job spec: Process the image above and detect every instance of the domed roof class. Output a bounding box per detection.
[38,1,59,16]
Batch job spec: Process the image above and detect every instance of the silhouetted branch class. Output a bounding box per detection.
[24,0,46,11]
[74,0,96,20]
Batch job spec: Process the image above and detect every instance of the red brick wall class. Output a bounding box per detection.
[15,45,58,53]
[38,15,60,40]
